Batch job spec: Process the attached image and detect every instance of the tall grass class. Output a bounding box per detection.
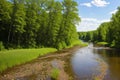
[0,41,5,51]
[51,68,60,80]
[67,40,88,48]
[0,48,57,72]
[96,42,108,46]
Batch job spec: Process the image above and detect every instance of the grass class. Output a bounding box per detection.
[96,42,108,46]
[51,68,60,80]
[0,48,57,73]
[67,40,88,48]
[94,77,101,80]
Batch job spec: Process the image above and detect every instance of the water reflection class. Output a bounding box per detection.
[71,45,120,80]
[93,49,120,80]
[71,47,100,80]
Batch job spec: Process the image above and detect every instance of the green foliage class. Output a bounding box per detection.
[56,0,80,49]
[78,30,95,42]
[0,0,80,49]
[0,48,57,72]
[109,7,120,48]
[57,41,67,50]
[11,0,26,46]
[97,42,108,45]
[51,68,60,80]
[97,22,110,42]
[110,40,115,47]
[0,41,5,51]
[23,1,40,48]
[78,7,120,48]
[96,42,108,46]
[96,7,120,48]
[66,40,88,48]
[0,0,11,44]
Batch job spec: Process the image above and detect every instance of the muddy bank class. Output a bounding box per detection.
[0,46,81,80]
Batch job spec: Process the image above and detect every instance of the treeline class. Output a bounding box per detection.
[78,7,120,48]
[0,0,80,50]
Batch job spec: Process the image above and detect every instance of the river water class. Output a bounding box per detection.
[71,44,120,80]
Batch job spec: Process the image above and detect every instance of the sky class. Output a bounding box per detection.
[75,0,120,32]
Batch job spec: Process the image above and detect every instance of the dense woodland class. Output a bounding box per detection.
[78,7,120,48]
[0,0,80,50]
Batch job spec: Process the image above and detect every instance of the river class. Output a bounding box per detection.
[71,44,120,80]
[1,44,120,80]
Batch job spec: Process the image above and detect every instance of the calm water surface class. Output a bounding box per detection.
[71,44,120,80]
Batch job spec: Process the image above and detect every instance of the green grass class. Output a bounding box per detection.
[0,48,57,73]
[94,77,101,80]
[51,68,60,80]
[67,40,88,48]
[96,42,108,46]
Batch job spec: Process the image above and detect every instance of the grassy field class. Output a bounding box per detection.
[0,40,87,73]
[0,48,57,73]
[96,42,108,46]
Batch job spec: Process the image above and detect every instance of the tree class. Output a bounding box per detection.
[36,0,49,47]
[0,0,11,46]
[24,0,40,48]
[47,0,62,47]
[10,0,26,47]
[58,0,80,48]
[110,7,120,48]
[97,22,109,42]
[0,0,81,49]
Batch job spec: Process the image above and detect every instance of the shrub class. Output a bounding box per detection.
[0,41,4,51]
[51,68,60,80]
[96,42,108,47]
[57,41,67,50]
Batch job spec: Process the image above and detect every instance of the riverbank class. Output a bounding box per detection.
[0,48,57,73]
[0,45,82,80]
[0,40,87,73]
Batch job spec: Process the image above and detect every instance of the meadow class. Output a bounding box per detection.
[0,48,57,72]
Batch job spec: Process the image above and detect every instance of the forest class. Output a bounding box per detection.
[0,0,80,50]
[78,7,120,48]
[1,0,120,79]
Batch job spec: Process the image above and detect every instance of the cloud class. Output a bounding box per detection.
[81,3,92,7]
[76,17,110,32]
[110,9,118,14]
[91,0,110,7]
[80,0,110,7]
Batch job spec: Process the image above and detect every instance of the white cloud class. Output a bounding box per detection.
[80,0,110,8]
[76,17,110,32]
[110,9,118,14]
[91,0,110,7]
[81,3,92,7]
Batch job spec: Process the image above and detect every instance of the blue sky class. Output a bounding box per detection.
[75,0,120,32]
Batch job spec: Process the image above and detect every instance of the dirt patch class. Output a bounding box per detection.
[0,46,81,80]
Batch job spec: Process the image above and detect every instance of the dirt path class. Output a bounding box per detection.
[0,46,81,80]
